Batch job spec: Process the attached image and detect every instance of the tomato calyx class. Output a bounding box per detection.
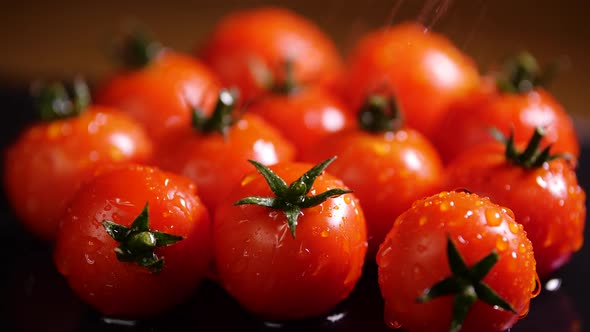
[494,51,559,94]
[357,94,404,133]
[33,78,91,121]
[490,126,571,168]
[234,156,352,238]
[112,25,162,70]
[192,88,239,137]
[269,59,300,95]
[417,235,516,332]
[102,201,184,274]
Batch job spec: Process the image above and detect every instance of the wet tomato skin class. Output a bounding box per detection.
[377,191,538,332]
[247,86,355,158]
[155,113,296,212]
[434,86,580,164]
[444,142,586,278]
[94,50,221,144]
[342,22,481,139]
[213,161,368,320]
[52,164,211,318]
[3,106,153,241]
[197,6,344,103]
[301,128,444,259]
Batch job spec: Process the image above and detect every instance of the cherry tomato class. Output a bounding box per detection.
[196,6,344,103]
[247,83,354,158]
[53,164,211,318]
[213,157,367,320]
[444,127,586,278]
[301,94,444,259]
[341,21,481,140]
[377,190,539,332]
[433,52,580,164]
[94,28,221,144]
[3,80,153,241]
[155,89,295,212]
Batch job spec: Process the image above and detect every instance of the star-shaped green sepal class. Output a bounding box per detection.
[417,235,516,332]
[102,201,183,274]
[234,156,352,238]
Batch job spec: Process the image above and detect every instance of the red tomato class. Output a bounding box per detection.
[301,94,444,259]
[433,82,579,164]
[94,29,221,144]
[53,164,211,318]
[377,190,539,332]
[197,6,344,103]
[3,80,153,241]
[444,127,586,278]
[342,21,481,139]
[213,157,367,320]
[247,85,354,158]
[155,89,296,212]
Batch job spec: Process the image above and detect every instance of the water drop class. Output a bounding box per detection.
[85,253,95,265]
[495,235,508,251]
[544,278,562,292]
[508,221,520,234]
[321,230,330,237]
[418,216,428,226]
[485,208,502,226]
[101,317,138,326]
[325,311,347,323]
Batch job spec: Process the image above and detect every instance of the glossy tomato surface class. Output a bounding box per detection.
[52,164,211,318]
[3,106,153,241]
[155,113,295,212]
[213,161,368,321]
[302,128,443,259]
[197,6,344,103]
[247,86,354,158]
[377,191,539,332]
[434,85,580,164]
[444,142,586,278]
[342,21,481,139]
[94,50,221,143]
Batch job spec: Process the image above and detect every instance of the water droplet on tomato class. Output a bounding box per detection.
[84,253,95,265]
[321,230,330,237]
[485,208,502,226]
[508,220,520,234]
[495,235,509,251]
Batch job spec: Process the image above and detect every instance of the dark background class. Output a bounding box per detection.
[1,1,590,331]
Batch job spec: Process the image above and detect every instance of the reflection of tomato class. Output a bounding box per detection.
[197,6,343,103]
[342,21,481,139]
[53,164,211,318]
[444,127,586,278]
[213,158,367,320]
[248,85,354,158]
[155,89,295,211]
[302,94,443,259]
[378,190,539,332]
[3,80,153,241]
[95,29,221,143]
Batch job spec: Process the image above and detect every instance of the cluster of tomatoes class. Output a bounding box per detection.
[3,5,586,332]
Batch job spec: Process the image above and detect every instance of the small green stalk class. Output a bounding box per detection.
[34,78,91,121]
[417,235,516,332]
[113,26,162,69]
[248,58,300,95]
[494,51,560,94]
[102,201,183,273]
[357,93,404,133]
[192,88,239,137]
[234,156,352,238]
[490,126,570,168]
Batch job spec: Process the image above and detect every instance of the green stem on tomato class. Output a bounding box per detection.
[234,156,352,238]
[102,201,183,274]
[489,126,571,168]
[357,93,404,133]
[34,78,91,121]
[417,235,516,332]
[192,88,239,137]
[113,26,163,69]
[494,51,561,94]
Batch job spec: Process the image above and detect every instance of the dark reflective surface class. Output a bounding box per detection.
[1,84,589,332]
